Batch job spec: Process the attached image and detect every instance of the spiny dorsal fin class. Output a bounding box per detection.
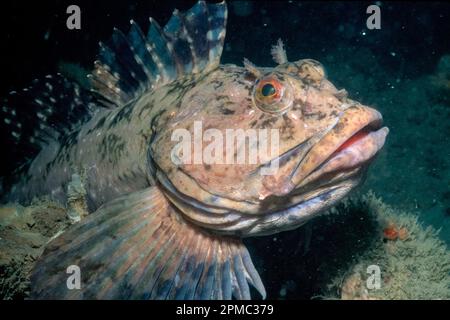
[1,74,99,165]
[89,1,228,108]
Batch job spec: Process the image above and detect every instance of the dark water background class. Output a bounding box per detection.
[0,0,449,298]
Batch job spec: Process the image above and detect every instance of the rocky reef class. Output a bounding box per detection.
[0,198,70,299]
[324,193,450,300]
[0,173,89,299]
[246,192,450,300]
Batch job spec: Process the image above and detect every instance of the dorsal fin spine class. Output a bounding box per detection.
[147,17,177,82]
[1,74,101,169]
[90,0,228,109]
[127,20,155,86]
[111,28,148,93]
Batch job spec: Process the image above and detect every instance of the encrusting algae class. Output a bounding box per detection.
[0,199,70,299]
[323,192,450,300]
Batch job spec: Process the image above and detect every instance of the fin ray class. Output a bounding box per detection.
[30,187,265,300]
[90,0,228,108]
[0,74,100,180]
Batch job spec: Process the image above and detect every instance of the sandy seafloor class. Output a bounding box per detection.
[0,1,449,299]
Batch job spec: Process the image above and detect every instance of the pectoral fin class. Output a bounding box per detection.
[30,187,265,300]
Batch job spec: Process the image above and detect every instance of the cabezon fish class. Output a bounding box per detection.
[1,1,388,299]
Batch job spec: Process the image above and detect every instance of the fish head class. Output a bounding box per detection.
[151,58,388,235]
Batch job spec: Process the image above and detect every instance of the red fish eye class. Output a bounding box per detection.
[253,77,291,114]
[256,79,283,102]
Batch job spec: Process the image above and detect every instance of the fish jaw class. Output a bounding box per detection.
[243,178,360,236]
[261,104,389,197]
[295,125,388,190]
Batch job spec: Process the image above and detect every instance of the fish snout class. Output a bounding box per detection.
[289,104,389,188]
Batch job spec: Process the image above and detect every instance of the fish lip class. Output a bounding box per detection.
[323,117,385,162]
[258,107,388,198]
[302,126,388,184]
[291,109,389,190]
[268,108,385,170]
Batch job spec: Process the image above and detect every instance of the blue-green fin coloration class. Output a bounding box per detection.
[89,0,227,108]
[30,187,266,300]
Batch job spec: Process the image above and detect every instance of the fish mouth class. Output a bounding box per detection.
[296,119,388,188]
[263,106,389,196]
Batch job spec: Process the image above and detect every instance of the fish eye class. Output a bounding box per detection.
[256,79,282,101]
[253,77,291,114]
[261,83,276,97]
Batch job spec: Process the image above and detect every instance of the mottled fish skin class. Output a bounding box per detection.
[7,72,207,211]
[1,1,390,300]
[8,57,388,237]
[9,108,145,210]
[149,61,388,236]
[6,0,229,212]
